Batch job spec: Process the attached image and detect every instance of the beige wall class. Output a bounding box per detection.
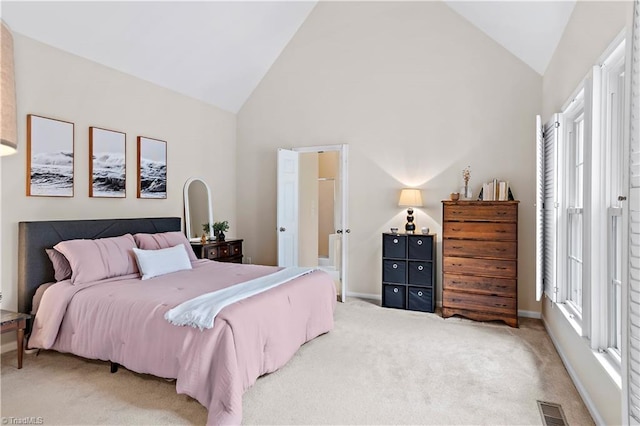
[237,1,542,312]
[543,1,632,120]
[318,151,338,257]
[298,152,319,267]
[1,34,237,347]
[541,1,633,424]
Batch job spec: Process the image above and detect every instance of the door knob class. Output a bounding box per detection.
[618,195,627,201]
[337,229,343,234]
[279,227,286,232]
[345,229,351,233]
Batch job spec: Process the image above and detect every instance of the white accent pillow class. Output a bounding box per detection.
[132,244,192,280]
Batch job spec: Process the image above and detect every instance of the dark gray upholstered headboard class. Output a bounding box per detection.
[18,217,181,316]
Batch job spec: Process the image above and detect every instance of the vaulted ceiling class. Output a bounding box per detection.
[2,1,576,113]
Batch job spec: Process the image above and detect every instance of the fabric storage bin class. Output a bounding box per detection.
[383,284,406,309]
[408,235,432,260]
[383,234,406,259]
[408,286,433,312]
[408,261,433,286]
[383,259,406,284]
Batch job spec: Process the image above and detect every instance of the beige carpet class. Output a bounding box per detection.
[1,299,593,425]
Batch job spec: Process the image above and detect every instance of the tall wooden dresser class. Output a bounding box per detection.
[441,201,519,327]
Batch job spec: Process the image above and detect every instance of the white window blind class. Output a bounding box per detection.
[541,114,561,302]
[628,0,640,421]
[536,115,544,301]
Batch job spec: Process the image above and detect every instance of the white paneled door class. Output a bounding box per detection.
[277,148,299,267]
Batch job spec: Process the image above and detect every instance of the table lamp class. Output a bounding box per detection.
[398,188,423,233]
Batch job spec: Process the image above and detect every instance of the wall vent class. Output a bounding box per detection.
[537,400,568,426]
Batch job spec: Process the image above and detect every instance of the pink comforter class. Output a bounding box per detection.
[29,260,336,424]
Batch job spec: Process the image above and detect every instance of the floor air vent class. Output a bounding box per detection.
[537,400,568,426]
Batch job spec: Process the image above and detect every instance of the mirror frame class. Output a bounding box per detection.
[183,177,213,241]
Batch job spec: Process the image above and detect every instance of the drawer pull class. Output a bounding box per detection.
[496,266,508,270]
[418,291,423,297]
[417,240,423,245]
[496,230,507,233]
[452,246,462,250]
[393,238,398,244]
[497,212,507,215]
[452,263,462,267]
[393,288,399,293]
[451,228,461,232]
[417,265,424,271]
[393,263,398,269]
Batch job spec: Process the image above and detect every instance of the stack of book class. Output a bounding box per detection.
[482,179,510,201]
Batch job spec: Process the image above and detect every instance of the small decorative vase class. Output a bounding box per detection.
[217,231,225,242]
[462,184,472,200]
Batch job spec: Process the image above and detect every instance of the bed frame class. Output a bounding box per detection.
[18,217,182,317]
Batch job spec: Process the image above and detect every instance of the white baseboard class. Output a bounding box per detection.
[346,291,380,301]
[1,340,17,354]
[346,293,542,319]
[518,309,542,319]
[542,316,605,425]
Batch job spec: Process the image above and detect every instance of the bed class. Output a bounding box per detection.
[18,217,336,425]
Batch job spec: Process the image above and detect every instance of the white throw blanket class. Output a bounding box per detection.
[165,266,315,330]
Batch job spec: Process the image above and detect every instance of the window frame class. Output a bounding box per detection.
[560,89,587,329]
[595,39,626,367]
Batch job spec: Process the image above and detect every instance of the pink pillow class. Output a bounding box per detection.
[45,248,72,281]
[54,234,139,285]
[133,231,197,262]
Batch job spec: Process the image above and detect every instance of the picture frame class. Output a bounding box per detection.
[137,136,167,199]
[26,114,75,197]
[89,127,126,198]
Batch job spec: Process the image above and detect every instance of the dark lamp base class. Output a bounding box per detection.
[405,207,416,233]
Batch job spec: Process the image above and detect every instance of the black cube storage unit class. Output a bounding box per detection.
[382,233,436,313]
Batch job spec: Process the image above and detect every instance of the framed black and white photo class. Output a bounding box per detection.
[89,127,126,198]
[137,136,167,199]
[27,114,74,197]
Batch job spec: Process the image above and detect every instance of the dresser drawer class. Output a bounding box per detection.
[408,286,433,312]
[443,290,516,315]
[443,273,516,297]
[443,256,516,278]
[229,242,242,257]
[383,284,406,309]
[442,222,516,241]
[407,261,433,286]
[408,235,432,260]
[383,259,406,283]
[443,239,516,260]
[217,244,231,258]
[204,246,219,260]
[444,204,517,222]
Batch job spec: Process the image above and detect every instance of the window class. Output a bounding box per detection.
[561,92,586,322]
[602,40,625,361]
[537,36,627,369]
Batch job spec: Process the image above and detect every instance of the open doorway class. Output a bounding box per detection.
[277,145,349,301]
[299,152,341,288]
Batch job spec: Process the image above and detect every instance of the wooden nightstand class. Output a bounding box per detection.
[1,309,31,369]
[191,239,243,263]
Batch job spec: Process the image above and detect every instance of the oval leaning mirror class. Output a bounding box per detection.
[184,177,213,241]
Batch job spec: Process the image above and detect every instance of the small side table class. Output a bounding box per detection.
[1,309,31,369]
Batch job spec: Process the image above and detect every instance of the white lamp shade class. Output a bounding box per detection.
[398,188,423,207]
[1,20,17,156]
